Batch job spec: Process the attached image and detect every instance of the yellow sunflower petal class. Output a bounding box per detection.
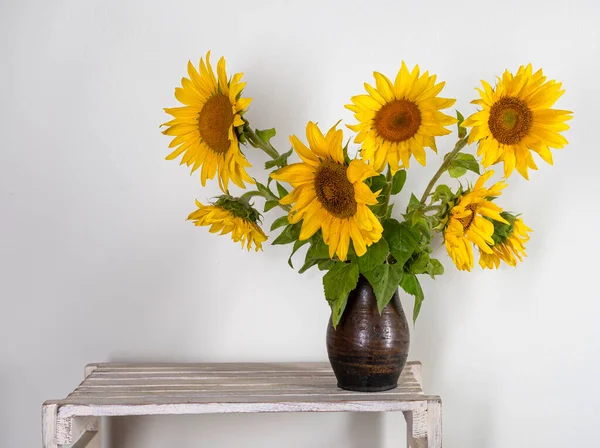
[162,55,252,191]
[348,65,455,170]
[347,159,380,183]
[271,163,316,186]
[465,66,572,179]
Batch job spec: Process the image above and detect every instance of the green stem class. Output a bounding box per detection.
[423,205,444,213]
[419,137,467,204]
[245,127,280,160]
[379,167,393,218]
[240,189,291,212]
[239,191,265,203]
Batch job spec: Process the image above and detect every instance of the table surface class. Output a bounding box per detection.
[47,361,438,418]
[43,361,442,447]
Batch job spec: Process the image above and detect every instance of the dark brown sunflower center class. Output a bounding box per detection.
[197,93,234,153]
[458,205,477,230]
[488,97,532,145]
[314,161,357,219]
[374,99,422,142]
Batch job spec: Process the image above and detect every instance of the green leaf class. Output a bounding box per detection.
[369,174,387,194]
[456,110,467,139]
[407,193,422,211]
[255,181,272,194]
[270,215,289,231]
[272,223,300,245]
[299,237,331,273]
[264,200,279,212]
[276,182,289,198]
[343,139,352,165]
[411,209,424,227]
[318,259,336,271]
[383,219,420,268]
[413,295,424,324]
[331,294,349,328]
[451,153,480,175]
[414,217,431,240]
[363,264,402,313]
[427,258,444,278]
[298,258,320,274]
[448,165,467,178]
[306,237,330,260]
[385,203,395,220]
[357,238,389,274]
[391,170,407,195]
[456,110,465,127]
[264,148,294,169]
[323,262,360,328]
[408,252,430,275]
[256,128,276,144]
[288,238,310,268]
[432,184,453,202]
[491,213,518,245]
[397,272,424,323]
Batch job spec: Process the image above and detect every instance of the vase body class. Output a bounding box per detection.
[326,275,410,392]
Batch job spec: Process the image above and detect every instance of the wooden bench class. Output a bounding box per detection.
[42,361,441,447]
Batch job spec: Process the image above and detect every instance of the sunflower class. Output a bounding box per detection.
[271,122,383,261]
[444,171,509,271]
[463,64,573,179]
[188,197,267,251]
[162,52,253,191]
[346,62,457,172]
[479,216,532,269]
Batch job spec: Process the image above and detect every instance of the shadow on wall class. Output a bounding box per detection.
[110,412,384,448]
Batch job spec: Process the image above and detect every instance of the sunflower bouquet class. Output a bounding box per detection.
[162,53,572,327]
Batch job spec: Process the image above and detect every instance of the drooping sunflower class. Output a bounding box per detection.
[346,62,457,172]
[162,52,253,191]
[463,64,573,179]
[271,122,383,261]
[188,197,267,251]
[479,216,532,269]
[444,170,509,271]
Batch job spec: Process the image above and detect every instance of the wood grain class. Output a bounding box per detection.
[43,361,441,447]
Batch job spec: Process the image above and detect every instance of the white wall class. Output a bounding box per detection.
[2,0,599,446]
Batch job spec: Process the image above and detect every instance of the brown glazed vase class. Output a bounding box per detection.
[326,275,410,392]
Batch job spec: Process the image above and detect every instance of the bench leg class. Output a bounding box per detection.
[403,399,442,447]
[71,417,101,448]
[42,402,59,448]
[43,365,103,448]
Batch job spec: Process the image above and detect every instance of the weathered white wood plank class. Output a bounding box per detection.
[57,392,439,407]
[45,361,440,447]
[426,399,442,448]
[71,417,100,448]
[78,377,418,386]
[56,416,100,445]
[71,431,99,448]
[42,402,58,448]
[84,364,99,379]
[68,388,424,399]
[56,399,429,418]
[71,381,422,391]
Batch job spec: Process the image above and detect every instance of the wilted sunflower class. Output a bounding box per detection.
[162,52,253,191]
[479,216,532,269]
[463,64,573,179]
[346,62,456,172]
[444,171,508,271]
[188,198,267,251]
[271,122,383,261]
